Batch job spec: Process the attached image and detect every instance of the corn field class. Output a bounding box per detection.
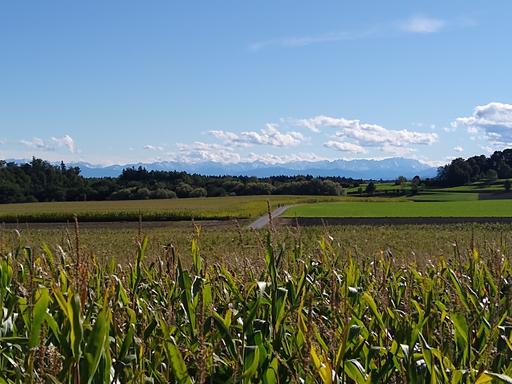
[1,223,512,383]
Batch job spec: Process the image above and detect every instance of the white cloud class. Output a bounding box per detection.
[246,152,332,165]
[324,140,367,154]
[175,142,241,164]
[297,115,437,155]
[453,146,464,153]
[380,144,416,156]
[400,16,445,34]
[249,30,368,51]
[242,124,304,146]
[480,145,495,154]
[144,145,164,152]
[20,135,76,153]
[208,130,240,142]
[20,137,47,150]
[418,158,446,168]
[173,141,334,165]
[208,124,305,147]
[467,126,479,135]
[293,119,320,133]
[51,135,76,153]
[207,130,250,148]
[452,102,512,144]
[250,14,461,52]
[335,124,437,146]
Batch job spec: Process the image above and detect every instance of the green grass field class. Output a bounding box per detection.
[284,200,512,217]
[407,191,480,202]
[430,179,507,192]
[346,182,403,193]
[346,179,509,195]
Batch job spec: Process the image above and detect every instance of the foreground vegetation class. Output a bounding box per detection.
[1,222,512,382]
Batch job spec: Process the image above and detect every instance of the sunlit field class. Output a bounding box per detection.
[1,222,512,382]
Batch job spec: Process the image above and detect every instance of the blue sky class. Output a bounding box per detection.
[0,1,511,166]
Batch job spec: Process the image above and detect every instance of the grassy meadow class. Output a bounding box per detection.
[284,200,512,218]
[407,192,480,202]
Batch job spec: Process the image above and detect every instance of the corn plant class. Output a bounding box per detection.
[1,225,512,382]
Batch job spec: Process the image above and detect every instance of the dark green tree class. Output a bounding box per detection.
[365,182,376,195]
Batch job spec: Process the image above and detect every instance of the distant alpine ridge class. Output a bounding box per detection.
[67,157,438,180]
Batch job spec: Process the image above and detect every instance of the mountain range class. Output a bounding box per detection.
[59,157,439,180]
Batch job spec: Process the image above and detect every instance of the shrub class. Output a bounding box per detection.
[189,187,207,198]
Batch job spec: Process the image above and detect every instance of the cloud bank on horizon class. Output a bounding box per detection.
[2,103,512,167]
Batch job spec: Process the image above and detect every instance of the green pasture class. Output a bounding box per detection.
[346,182,402,193]
[428,179,508,192]
[284,199,512,218]
[407,191,479,202]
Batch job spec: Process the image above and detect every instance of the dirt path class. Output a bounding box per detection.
[248,205,293,229]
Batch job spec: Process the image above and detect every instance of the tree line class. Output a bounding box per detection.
[436,149,512,186]
[0,158,365,203]
[4,149,508,203]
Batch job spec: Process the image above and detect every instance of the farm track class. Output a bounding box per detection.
[248,205,294,229]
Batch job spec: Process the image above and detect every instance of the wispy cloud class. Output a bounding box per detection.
[19,135,76,153]
[480,145,495,154]
[380,144,416,156]
[144,144,165,152]
[246,152,332,164]
[20,137,47,150]
[174,142,241,164]
[52,135,76,153]
[249,29,376,51]
[399,16,446,34]
[250,14,466,51]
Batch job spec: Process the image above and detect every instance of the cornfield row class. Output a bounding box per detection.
[1,223,512,383]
